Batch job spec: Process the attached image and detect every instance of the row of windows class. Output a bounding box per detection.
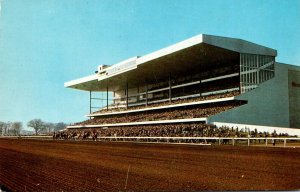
[241,64,274,72]
[240,54,275,68]
[240,54,275,93]
[241,70,274,85]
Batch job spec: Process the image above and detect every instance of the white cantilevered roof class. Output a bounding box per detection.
[64,34,277,91]
[137,34,277,65]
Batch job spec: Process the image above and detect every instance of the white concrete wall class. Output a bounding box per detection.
[212,122,300,136]
[114,84,157,104]
[114,86,146,104]
[208,63,300,128]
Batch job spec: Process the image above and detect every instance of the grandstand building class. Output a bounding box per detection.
[65,34,300,135]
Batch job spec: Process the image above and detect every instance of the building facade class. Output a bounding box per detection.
[65,34,300,134]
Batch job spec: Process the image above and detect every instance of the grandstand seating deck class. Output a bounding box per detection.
[74,100,244,127]
[90,90,241,116]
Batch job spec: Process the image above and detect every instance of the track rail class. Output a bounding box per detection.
[1,136,299,147]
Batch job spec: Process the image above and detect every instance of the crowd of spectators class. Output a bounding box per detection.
[74,101,244,126]
[92,90,240,115]
[54,124,228,140]
[54,123,290,141]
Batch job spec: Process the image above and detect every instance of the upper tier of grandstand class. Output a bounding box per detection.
[89,90,240,116]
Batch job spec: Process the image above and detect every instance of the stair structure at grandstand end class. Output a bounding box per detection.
[64,34,300,135]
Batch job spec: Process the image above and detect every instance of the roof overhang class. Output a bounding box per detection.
[64,74,98,90]
[65,34,277,91]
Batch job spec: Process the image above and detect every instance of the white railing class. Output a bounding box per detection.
[92,136,300,147]
[1,136,299,147]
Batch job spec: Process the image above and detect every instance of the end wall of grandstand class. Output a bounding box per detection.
[208,63,300,128]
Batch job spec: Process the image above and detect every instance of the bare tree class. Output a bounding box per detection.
[0,122,12,136]
[0,122,6,136]
[11,122,22,136]
[54,122,67,131]
[27,119,45,136]
[6,122,12,136]
[44,122,55,133]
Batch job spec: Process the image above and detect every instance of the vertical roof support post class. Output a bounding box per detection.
[199,72,202,97]
[239,53,242,94]
[146,80,148,107]
[199,61,202,97]
[199,80,202,97]
[89,90,92,119]
[137,85,140,103]
[106,85,109,111]
[169,73,172,103]
[256,55,260,85]
[126,79,129,109]
[113,91,115,105]
[198,48,203,97]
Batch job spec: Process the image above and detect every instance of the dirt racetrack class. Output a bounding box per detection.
[0,138,300,191]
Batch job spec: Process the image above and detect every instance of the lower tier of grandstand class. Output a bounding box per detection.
[57,123,291,140]
[73,100,245,126]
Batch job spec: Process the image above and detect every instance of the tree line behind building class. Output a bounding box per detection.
[0,119,67,136]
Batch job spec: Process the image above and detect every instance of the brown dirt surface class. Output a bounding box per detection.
[0,138,300,191]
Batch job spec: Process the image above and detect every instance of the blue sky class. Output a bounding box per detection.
[0,0,299,130]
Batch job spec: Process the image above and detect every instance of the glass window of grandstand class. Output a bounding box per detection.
[240,54,275,93]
